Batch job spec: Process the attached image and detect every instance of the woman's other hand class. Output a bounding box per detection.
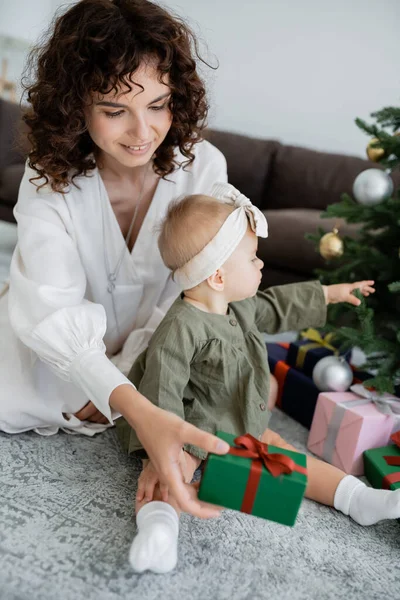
[74,401,109,424]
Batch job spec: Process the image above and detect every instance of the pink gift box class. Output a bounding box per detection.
[307,391,396,476]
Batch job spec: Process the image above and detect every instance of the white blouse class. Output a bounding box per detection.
[0,140,227,436]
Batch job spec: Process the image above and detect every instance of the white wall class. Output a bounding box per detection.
[0,0,65,100]
[165,0,400,157]
[0,1,55,42]
[1,0,399,157]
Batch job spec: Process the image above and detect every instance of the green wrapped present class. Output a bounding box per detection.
[363,431,400,491]
[198,431,308,526]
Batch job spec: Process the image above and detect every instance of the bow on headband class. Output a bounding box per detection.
[211,182,268,238]
[173,182,268,289]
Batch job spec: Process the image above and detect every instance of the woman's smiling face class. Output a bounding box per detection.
[85,61,173,169]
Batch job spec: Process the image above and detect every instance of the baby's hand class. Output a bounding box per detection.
[323,281,375,306]
[137,451,202,504]
[137,459,169,503]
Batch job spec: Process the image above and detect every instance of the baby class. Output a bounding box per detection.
[117,182,399,574]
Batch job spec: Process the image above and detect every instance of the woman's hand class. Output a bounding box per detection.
[322,281,375,306]
[110,385,229,518]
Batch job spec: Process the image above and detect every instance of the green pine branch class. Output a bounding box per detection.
[309,105,400,393]
[369,107,400,130]
[388,281,400,293]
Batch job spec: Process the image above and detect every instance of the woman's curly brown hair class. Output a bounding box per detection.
[22,0,213,192]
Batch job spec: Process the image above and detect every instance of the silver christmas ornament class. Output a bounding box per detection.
[352,168,393,206]
[312,356,353,392]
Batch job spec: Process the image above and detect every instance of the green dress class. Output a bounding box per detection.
[116,281,327,459]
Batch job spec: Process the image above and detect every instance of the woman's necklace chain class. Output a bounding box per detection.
[105,162,150,294]
[102,161,150,341]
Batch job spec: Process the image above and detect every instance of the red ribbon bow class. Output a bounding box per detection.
[228,433,307,514]
[382,431,400,489]
[391,431,400,448]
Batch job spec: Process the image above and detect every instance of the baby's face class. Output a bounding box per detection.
[222,228,264,301]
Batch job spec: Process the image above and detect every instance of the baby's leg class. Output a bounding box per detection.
[130,456,200,573]
[261,428,344,505]
[135,463,181,516]
[262,428,400,526]
[267,374,279,411]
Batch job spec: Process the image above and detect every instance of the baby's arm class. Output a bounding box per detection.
[322,281,375,306]
[131,318,200,503]
[134,318,195,417]
[254,281,327,334]
[254,280,375,335]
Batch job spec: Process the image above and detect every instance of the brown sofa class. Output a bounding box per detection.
[0,98,29,224]
[1,97,396,287]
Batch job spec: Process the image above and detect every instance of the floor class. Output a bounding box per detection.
[1,409,398,600]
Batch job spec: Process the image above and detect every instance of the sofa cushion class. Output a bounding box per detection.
[203,129,280,209]
[0,98,28,170]
[262,144,389,211]
[258,208,359,276]
[0,163,25,207]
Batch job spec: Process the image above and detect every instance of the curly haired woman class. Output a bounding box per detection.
[0,0,230,517]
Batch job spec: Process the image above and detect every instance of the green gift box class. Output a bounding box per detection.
[198,431,308,526]
[363,432,400,491]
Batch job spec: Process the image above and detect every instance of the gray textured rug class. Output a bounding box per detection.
[0,409,399,600]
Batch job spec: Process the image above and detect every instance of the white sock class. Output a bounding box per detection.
[129,501,179,573]
[334,475,400,526]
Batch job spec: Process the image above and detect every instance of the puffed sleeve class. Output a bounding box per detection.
[126,316,212,460]
[254,281,327,334]
[8,168,134,422]
[131,317,195,417]
[116,316,195,455]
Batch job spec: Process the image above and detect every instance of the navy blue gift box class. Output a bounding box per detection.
[266,342,320,430]
[286,330,352,379]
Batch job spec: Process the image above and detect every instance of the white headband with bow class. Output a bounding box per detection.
[173,182,268,290]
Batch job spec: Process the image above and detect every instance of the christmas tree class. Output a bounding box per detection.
[307,107,400,393]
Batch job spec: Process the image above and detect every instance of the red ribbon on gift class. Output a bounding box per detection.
[382,431,400,489]
[391,431,400,447]
[272,343,290,408]
[228,433,308,514]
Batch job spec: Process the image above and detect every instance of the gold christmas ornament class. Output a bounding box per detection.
[319,228,344,259]
[366,138,385,162]
[366,132,400,162]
